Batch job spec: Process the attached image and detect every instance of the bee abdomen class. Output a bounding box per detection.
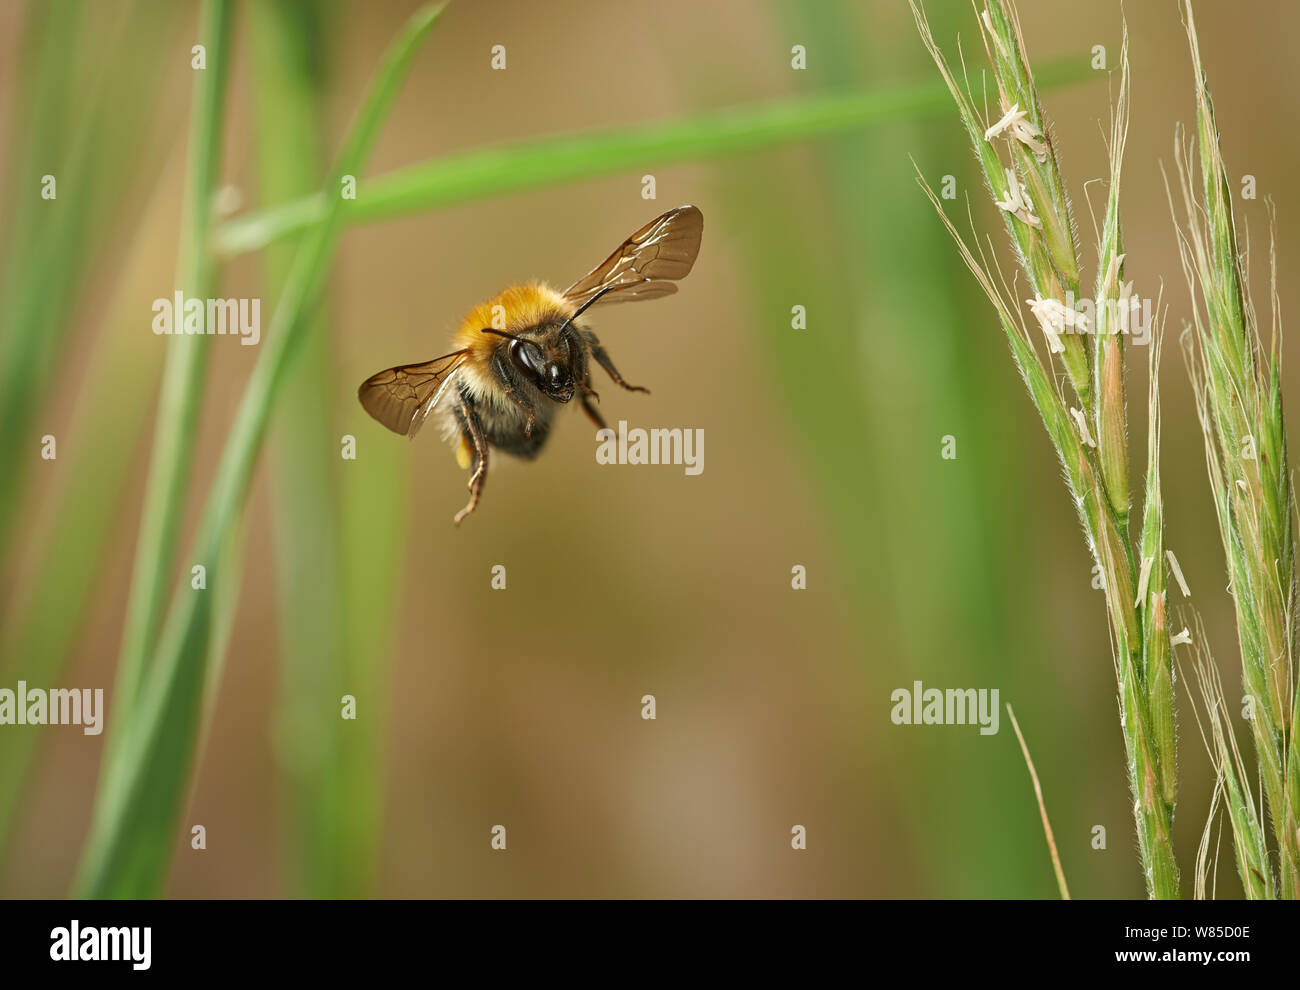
[491,423,551,460]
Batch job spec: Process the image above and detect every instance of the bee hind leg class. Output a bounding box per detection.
[583,329,650,394]
[452,395,489,526]
[454,441,487,526]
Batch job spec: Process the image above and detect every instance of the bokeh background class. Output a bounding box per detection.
[2,0,1299,898]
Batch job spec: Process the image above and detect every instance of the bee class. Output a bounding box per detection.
[357,205,704,524]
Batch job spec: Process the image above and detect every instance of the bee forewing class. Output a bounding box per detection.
[561,205,703,309]
[357,351,468,436]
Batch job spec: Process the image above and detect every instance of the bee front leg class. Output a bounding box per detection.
[580,392,607,430]
[583,329,650,394]
[453,395,489,526]
[491,350,537,436]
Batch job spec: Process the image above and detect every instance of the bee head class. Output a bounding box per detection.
[482,328,575,403]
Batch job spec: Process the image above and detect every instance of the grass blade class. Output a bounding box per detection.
[110,0,234,721]
[0,1,182,566]
[1006,705,1071,899]
[0,171,179,860]
[213,57,1092,257]
[72,2,447,898]
[250,0,384,897]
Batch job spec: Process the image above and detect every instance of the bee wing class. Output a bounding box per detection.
[561,205,703,308]
[357,350,469,437]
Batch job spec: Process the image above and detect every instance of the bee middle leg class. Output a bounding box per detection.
[583,329,650,394]
[452,394,489,526]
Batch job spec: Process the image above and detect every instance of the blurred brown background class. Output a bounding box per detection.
[2,0,1299,898]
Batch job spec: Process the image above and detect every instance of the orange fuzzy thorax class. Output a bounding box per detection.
[441,281,578,453]
[451,281,574,367]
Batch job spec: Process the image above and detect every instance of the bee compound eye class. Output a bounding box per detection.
[509,339,545,377]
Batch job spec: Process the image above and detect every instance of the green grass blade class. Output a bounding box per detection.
[214,56,1091,256]
[742,0,1061,897]
[0,4,187,867]
[72,1,446,900]
[110,0,234,721]
[0,1,182,566]
[0,190,174,859]
[250,0,379,897]
[0,1,81,562]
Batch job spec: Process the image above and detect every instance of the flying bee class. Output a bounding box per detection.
[358,205,703,524]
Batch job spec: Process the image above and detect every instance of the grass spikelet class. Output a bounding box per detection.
[912,0,1180,897]
[1173,0,1300,898]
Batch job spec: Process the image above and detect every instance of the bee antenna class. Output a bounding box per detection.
[479,327,527,343]
[557,283,625,336]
